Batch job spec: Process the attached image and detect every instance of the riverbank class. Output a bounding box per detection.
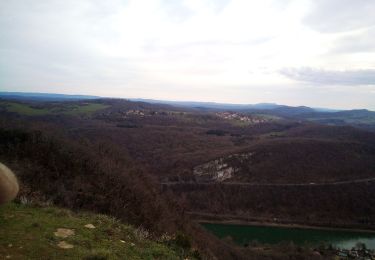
[190,212,375,234]
[201,222,375,251]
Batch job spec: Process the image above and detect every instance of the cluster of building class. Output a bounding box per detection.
[106,109,148,119]
[216,112,268,124]
[98,108,188,121]
[124,109,145,116]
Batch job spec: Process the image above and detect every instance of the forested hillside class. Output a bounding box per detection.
[1,98,374,259]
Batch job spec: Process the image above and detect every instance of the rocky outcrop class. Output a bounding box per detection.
[193,152,255,183]
[193,158,235,182]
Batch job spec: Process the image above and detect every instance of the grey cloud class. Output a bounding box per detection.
[161,0,195,23]
[303,0,375,33]
[0,0,137,91]
[140,37,274,64]
[143,36,275,53]
[207,0,231,13]
[280,67,375,85]
[332,27,375,54]
[161,0,230,22]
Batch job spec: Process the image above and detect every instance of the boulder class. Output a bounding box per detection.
[0,163,19,204]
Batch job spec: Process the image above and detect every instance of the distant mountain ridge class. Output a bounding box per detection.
[0,92,356,112]
[130,98,285,110]
[0,92,100,101]
[129,98,375,128]
[2,92,375,130]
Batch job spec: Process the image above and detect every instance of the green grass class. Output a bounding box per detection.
[0,203,195,260]
[3,102,52,116]
[63,103,109,115]
[1,102,109,116]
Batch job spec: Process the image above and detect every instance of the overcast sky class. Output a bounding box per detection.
[1,0,375,109]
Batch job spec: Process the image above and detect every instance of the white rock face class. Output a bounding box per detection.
[193,152,255,182]
[193,158,235,182]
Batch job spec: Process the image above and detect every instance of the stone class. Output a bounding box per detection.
[57,241,74,249]
[0,163,19,205]
[54,228,75,238]
[84,224,96,229]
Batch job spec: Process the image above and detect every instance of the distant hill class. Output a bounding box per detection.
[130,98,346,118]
[0,92,100,101]
[0,92,337,113]
[295,109,375,130]
[245,105,316,117]
[130,98,284,110]
[2,92,374,130]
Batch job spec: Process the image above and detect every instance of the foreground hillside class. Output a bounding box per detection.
[0,124,248,259]
[0,203,197,260]
[1,98,374,258]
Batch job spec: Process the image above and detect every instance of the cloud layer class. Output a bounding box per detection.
[280,68,375,86]
[303,0,375,33]
[1,0,375,109]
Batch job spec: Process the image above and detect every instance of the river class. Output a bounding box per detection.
[201,223,375,249]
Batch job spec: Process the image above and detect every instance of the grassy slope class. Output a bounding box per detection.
[4,102,50,116]
[63,103,109,115]
[2,101,108,116]
[0,203,194,260]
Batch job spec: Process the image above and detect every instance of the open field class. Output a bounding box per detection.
[0,101,109,116]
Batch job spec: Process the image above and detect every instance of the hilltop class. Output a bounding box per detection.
[0,202,199,260]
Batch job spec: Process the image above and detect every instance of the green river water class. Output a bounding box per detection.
[202,223,375,249]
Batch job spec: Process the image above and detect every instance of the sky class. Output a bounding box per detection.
[1,0,375,109]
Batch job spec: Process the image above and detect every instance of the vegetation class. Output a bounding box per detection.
[1,97,375,259]
[64,103,109,115]
[0,126,243,259]
[0,100,108,116]
[0,202,197,259]
[0,127,181,234]
[2,101,52,116]
[305,110,375,125]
